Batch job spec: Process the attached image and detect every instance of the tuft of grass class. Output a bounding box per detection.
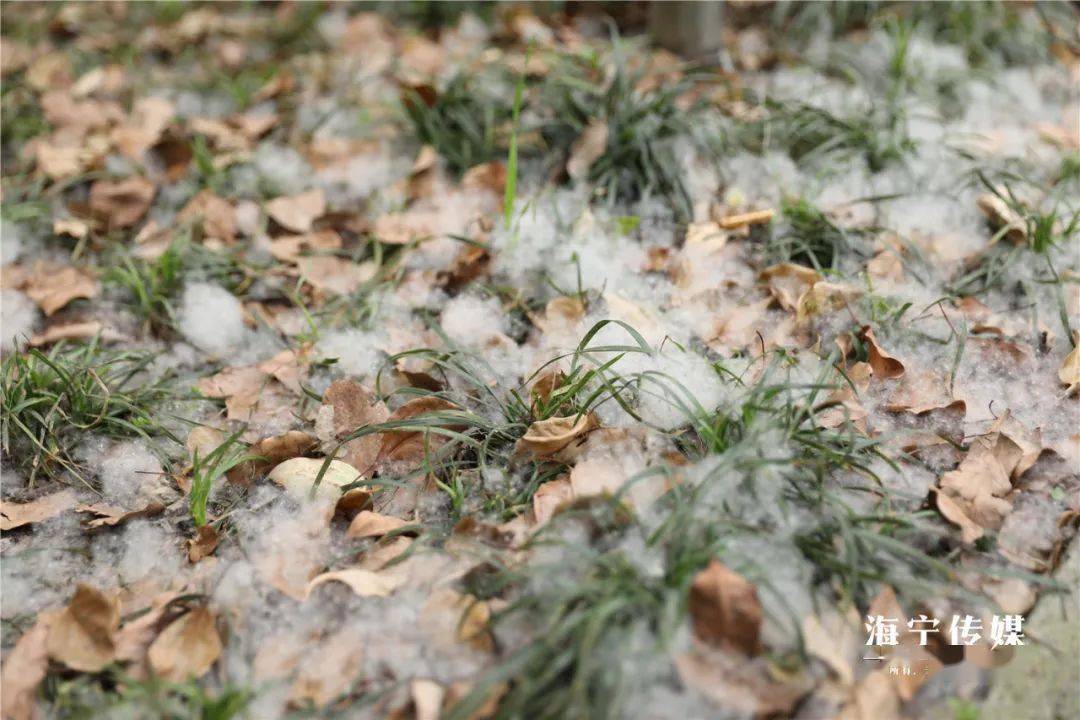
[1,340,174,486]
[106,242,186,334]
[403,72,513,177]
[43,669,249,720]
[766,196,865,270]
[188,430,253,527]
[537,45,702,221]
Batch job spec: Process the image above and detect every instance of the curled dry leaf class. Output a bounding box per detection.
[147,607,222,682]
[288,632,365,709]
[410,678,446,720]
[717,208,774,229]
[759,263,821,311]
[266,188,325,233]
[267,457,362,500]
[858,326,905,379]
[305,566,406,599]
[1059,335,1079,393]
[796,281,862,324]
[976,192,1027,244]
[89,176,156,229]
[346,510,410,539]
[188,524,220,563]
[29,320,109,347]
[227,429,318,485]
[1,610,56,720]
[377,396,461,464]
[566,119,608,180]
[688,559,762,656]
[516,413,599,459]
[75,501,165,530]
[933,442,1013,542]
[0,490,77,531]
[46,585,120,672]
[23,262,98,316]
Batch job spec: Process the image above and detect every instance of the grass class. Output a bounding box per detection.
[403,71,514,177]
[445,351,958,720]
[43,670,249,720]
[1,340,174,486]
[188,430,252,527]
[765,196,867,270]
[536,45,702,221]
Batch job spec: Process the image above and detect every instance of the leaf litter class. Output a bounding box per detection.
[1,3,1078,719]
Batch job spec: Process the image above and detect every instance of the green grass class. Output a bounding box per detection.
[188,430,253,527]
[403,71,514,177]
[765,196,866,270]
[536,46,702,221]
[1,340,175,486]
[43,670,249,720]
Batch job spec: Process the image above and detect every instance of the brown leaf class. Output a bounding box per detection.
[859,326,905,379]
[1060,335,1080,393]
[930,488,985,544]
[111,97,174,159]
[23,262,98,316]
[0,490,77,531]
[297,255,376,296]
[305,566,406,599]
[320,378,389,473]
[177,189,236,242]
[515,413,599,459]
[89,176,156,229]
[147,607,222,682]
[227,430,317,485]
[532,476,574,524]
[835,671,901,720]
[461,161,507,195]
[266,189,325,233]
[674,647,809,717]
[976,193,1027,244]
[35,141,85,181]
[187,524,220,563]
[75,501,165,530]
[287,632,365,709]
[1,610,56,720]
[377,397,461,464]
[759,263,821,311]
[717,208,774,229]
[688,559,762,655]
[935,438,1014,540]
[46,585,119,672]
[29,320,108,346]
[345,510,409,539]
[566,119,608,180]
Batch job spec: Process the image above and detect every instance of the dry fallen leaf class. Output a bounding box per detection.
[267,457,363,500]
[75,501,165,530]
[266,188,326,233]
[188,524,220,563]
[835,670,901,720]
[346,510,410,539]
[147,607,222,682]
[566,119,608,180]
[288,631,365,709]
[717,208,774,229]
[976,192,1027,244]
[23,262,98,316]
[46,585,120,672]
[297,255,376,296]
[29,320,108,346]
[1059,335,1079,393]
[532,476,574,524]
[305,566,406,599]
[688,559,762,656]
[227,429,317,485]
[89,176,156,229]
[760,263,821,311]
[674,646,809,718]
[177,189,236,242]
[377,396,461,465]
[0,490,77,531]
[859,326,905,379]
[1,610,56,720]
[515,413,599,459]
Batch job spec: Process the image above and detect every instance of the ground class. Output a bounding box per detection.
[1,2,1078,720]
